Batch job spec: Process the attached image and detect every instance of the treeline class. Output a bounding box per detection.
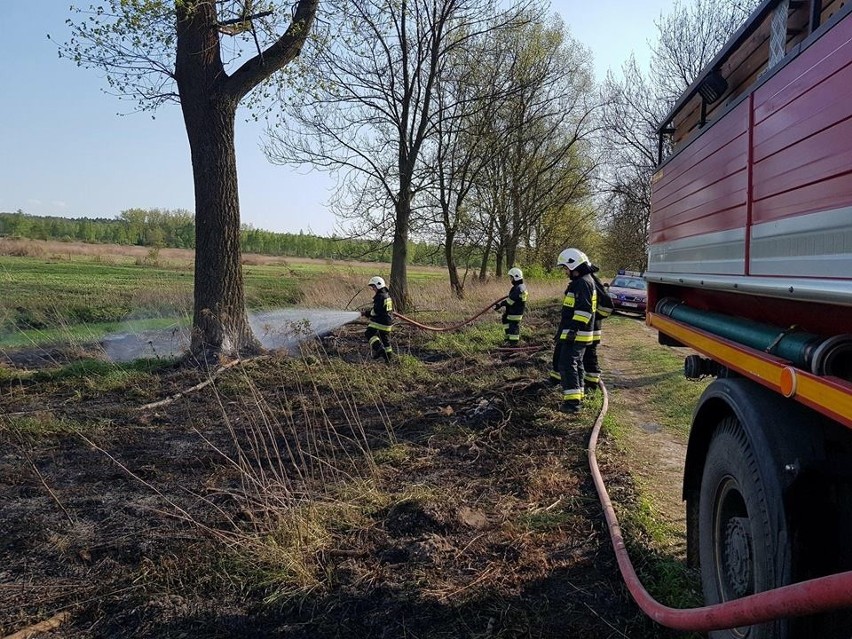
[0,209,446,266]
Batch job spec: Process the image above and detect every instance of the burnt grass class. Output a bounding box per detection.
[0,306,685,638]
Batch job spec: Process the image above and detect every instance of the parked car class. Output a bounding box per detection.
[606,271,647,315]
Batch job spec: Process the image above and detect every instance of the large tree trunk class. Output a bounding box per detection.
[495,243,505,278]
[478,247,490,282]
[505,240,517,271]
[176,2,261,361]
[184,99,261,360]
[389,193,411,311]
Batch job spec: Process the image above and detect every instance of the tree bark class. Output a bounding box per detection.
[478,246,490,282]
[176,2,261,360]
[479,219,494,282]
[172,1,317,361]
[389,193,411,311]
[184,98,260,359]
[444,231,464,299]
[505,239,517,271]
[495,243,505,278]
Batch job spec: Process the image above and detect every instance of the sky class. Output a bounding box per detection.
[0,0,671,237]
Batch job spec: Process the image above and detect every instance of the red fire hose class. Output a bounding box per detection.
[393,297,508,332]
[591,380,852,631]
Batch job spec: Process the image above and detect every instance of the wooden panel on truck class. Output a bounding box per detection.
[649,100,750,274]
[822,0,847,25]
[750,12,852,277]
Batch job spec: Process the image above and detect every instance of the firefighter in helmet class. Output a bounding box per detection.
[583,263,614,392]
[552,248,597,413]
[494,267,528,345]
[362,276,394,362]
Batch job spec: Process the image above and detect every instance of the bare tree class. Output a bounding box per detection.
[599,56,663,269]
[265,0,531,310]
[481,17,599,275]
[599,0,759,268]
[424,21,521,297]
[652,0,759,102]
[60,0,317,361]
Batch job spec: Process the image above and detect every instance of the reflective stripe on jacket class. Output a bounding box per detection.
[592,274,613,320]
[504,281,528,318]
[368,289,394,329]
[559,272,596,343]
[591,273,612,343]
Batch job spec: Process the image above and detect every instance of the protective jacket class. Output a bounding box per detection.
[503,281,528,320]
[591,272,613,341]
[558,263,597,344]
[366,288,394,330]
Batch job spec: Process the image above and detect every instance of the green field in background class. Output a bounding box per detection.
[0,255,442,341]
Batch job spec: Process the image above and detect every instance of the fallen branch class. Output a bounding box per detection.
[2,612,71,639]
[494,345,544,353]
[138,358,243,411]
[27,456,75,524]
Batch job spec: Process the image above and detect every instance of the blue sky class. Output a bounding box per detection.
[0,0,671,236]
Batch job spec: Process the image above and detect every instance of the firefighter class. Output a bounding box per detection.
[494,267,528,345]
[362,276,394,362]
[553,248,597,413]
[583,263,614,393]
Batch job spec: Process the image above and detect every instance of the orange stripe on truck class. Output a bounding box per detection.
[648,312,852,429]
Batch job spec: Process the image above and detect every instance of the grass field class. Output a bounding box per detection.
[0,241,708,638]
[0,239,454,345]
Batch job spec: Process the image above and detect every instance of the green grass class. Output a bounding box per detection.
[0,317,186,349]
[619,491,703,615]
[1,412,86,437]
[29,357,175,383]
[0,257,195,329]
[0,255,445,341]
[423,322,506,355]
[0,256,304,334]
[616,330,709,436]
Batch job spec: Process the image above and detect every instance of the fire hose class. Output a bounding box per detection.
[392,297,508,332]
[591,381,852,631]
[392,299,544,352]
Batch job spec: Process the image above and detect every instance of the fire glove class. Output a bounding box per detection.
[494,301,505,311]
[562,329,577,342]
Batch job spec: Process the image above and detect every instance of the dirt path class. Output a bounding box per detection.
[601,316,689,557]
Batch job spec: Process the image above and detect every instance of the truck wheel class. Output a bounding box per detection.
[699,417,790,639]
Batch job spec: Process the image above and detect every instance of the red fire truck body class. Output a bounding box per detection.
[647,0,852,636]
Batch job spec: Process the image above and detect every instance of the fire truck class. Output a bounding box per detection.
[647,0,852,636]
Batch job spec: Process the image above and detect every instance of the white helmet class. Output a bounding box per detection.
[507,267,523,282]
[368,276,386,289]
[557,248,589,270]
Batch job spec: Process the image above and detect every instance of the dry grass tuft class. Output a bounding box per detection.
[300,271,567,317]
[297,270,375,309]
[0,238,46,257]
[408,277,566,316]
[0,238,201,267]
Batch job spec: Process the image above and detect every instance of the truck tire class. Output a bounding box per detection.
[699,416,790,639]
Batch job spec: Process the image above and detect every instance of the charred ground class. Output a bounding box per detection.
[0,305,696,638]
